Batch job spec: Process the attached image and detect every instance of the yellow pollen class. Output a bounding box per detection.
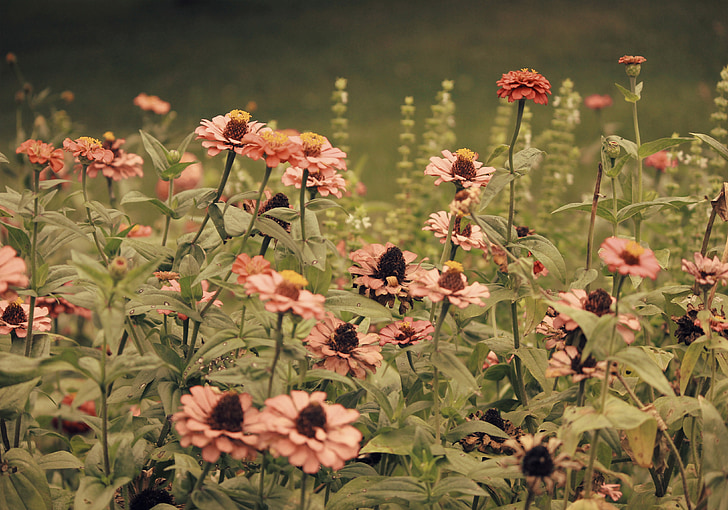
[623,241,645,262]
[444,260,464,273]
[454,148,476,161]
[300,132,326,152]
[13,297,24,306]
[103,131,115,142]
[262,130,289,147]
[227,109,251,123]
[79,136,102,147]
[400,321,411,329]
[280,270,308,288]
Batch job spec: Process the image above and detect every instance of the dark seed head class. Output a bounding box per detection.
[374,246,407,285]
[584,289,613,317]
[331,323,359,354]
[129,488,174,510]
[295,402,326,438]
[522,445,555,477]
[207,393,245,432]
[1,301,27,325]
[438,270,465,292]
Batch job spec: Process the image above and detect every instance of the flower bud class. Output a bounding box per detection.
[166,149,181,165]
[604,140,620,159]
[109,256,129,281]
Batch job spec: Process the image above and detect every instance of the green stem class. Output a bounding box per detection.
[506,99,526,244]
[238,165,274,254]
[586,162,604,289]
[106,176,116,209]
[439,213,456,266]
[185,320,202,365]
[611,177,618,237]
[268,313,285,398]
[700,207,718,257]
[299,169,310,249]
[523,490,535,510]
[81,164,109,263]
[100,340,110,477]
[193,461,214,493]
[162,179,174,247]
[192,150,236,244]
[629,76,643,242]
[583,429,601,497]
[258,454,267,510]
[431,300,451,443]
[0,418,10,451]
[510,300,528,406]
[299,471,307,510]
[125,318,144,355]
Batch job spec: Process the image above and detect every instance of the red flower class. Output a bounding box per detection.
[245,270,326,319]
[0,245,28,299]
[583,94,613,111]
[240,128,305,168]
[644,150,677,173]
[86,132,144,181]
[63,137,114,166]
[599,237,661,280]
[496,68,552,105]
[618,55,646,65]
[231,254,273,285]
[133,93,170,115]
[16,139,64,173]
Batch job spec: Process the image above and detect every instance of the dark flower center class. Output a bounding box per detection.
[522,445,555,477]
[207,393,244,432]
[330,323,359,354]
[130,488,175,510]
[438,270,465,292]
[584,289,612,317]
[398,322,416,338]
[1,302,27,325]
[483,408,506,430]
[620,241,644,265]
[374,246,407,285]
[516,225,533,238]
[452,157,476,180]
[675,310,703,345]
[295,402,326,438]
[276,281,301,301]
[261,192,291,231]
[222,110,251,141]
[453,216,473,238]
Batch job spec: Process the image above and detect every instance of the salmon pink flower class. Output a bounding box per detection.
[682,252,728,288]
[195,109,266,157]
[304,312,382,379]
[231,254,273,284]
[0,245,28,298]
[482,351,499,369]
[133,92,170,115]
[348,242,425,312]
[289,132,347,172]
[545,345,607,382]
[644,150,677,173]
[423,211,488,251]
[0,298,52,337]
[86,132,144,181]
[249,390,362,473]
[409,261,490,309]
[16,139,64,173]
[240,128,305,168]
[121,224,153,238]
[155,152,203,200]
[173,385,260,463]
[584,94,613,111]
[618,55,647,65]
[281,166,346,198]
[245,270,326,319]
[36,295,92,320]
[425,148,495,189]
[63,136,114,166]
[378,317,434,347]
[52,393,96,435]
[497,68,552,105]
[158,280,222,320]
[599,237,661,280]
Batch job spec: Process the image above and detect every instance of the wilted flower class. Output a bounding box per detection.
[63,136,114,166]
[673,303,728,345]
[545,345,607,382]
[305,312,382,379]
[682,252,728,287]
[502,433,581,494]
[599,237,661,280]
[423,211,488,251]
[249,390,362,473]
[0,245,28,299]
[409,261,490,309]
[245,270,326,320]
[16,139,64,173]
[584,94,613,111]
[449,187,481,217]
[133,93,171,115]
[0,298,52,337]
[496,68,552,105]
[173,385,260,463]
[195,109,266,157]
[425,148,495,189]
[128,488,175,510]
[378,317,434,347]
[644,150,677,173]
[153,271,180,283]
[460,408,522,455]
[231,253,273,284]
[86,132,144,181]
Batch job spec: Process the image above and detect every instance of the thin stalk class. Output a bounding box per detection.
[583,429,601,497]
[0,418,10,451]
[268,313,285,398]
[184,320,202,365]
[299,169,310,249]
[125,317,144,355]
[100,342,110,477]
[258,455,267,510]
[105,176,116,209]
[506,99,526,244]
[585,162,604,288]
[523,490,535,510]
[611,177,618,237]
[699,206,717,257]
[81,164,109,263]
[439,213,456,266]
[299,471,307,510]
[193,461,213,492]
[510,301,528,406]
[238,165,274,253]
[161,179,175,247]
[191,150,236,244]
[629,75,643,242]
[431,300,451,443]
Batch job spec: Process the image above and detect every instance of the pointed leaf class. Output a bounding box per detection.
[611,347,675,396]
[615,82,640,103]
[638,137,693,158]
[692,132,728,162]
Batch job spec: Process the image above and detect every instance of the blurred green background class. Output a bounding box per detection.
[2,0,727,198]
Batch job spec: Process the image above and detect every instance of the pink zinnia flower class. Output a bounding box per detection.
[304,312,382,379]
[63,136,114,166]
[644,150,677,173]
[496,68,552,105]
[0,245,29,298]
[240,128,305,168]
[599,237,661,280]
[249,390,362,473]
[551,288,640,345]
[423,211,488,251]
[281,166,347,198]
[288,132,347,172]
[0,299,52,338]
[231,253,273,284]
[348,242,425,311]
[133,93,171,115]
[158,280,222,320]
[597,483,623,502]
[409,261,490,309]
[195,109,266,157]
[36,295,92,320]
[120,224,153,238]
[378,317,434,346]
[425,148,495,189]
[86,132,144,181]
[155,152,203,200]
[245,270,325,320]
[16,139,64,173]
[583,94,613,111]
[682,252,728,287]
[482,350,499,370]
[173,385,260,463]
[618,55,647,65]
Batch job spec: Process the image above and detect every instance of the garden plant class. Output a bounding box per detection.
[3,51,728,510]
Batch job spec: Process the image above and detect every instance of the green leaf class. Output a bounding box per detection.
[120,191,177,218]
[514,234,567,283]
[445,420,509,442]
[616,196,697,223]
[36,451,84,470]
[160,161,194,181]
[700,397,728,510]
[605,153,631,178]
[561,406,612,454]
[611,347,675,396]
[515,347,549,394]
[0,353,42,387]
[208,203,228,241]
[190,486,239,510]
[431,349,480,395]
[485,144,509,165]
[432,476,487,499]
[325,476,427,510]
[478,169,514,208]
[302,369,357,389]
[139,130,170,173]
[691,132,728,162]
[74,475,131,510]
[325,290,392,319]
[306,198,347,213]
[603,396,653,430]
[615,82,640,103]
[0,378,39,419]
[356,379,395,420]
[550,200,619,224]
[638,137,693,158]
[507,147,545,174]
[0,151,8,164]
[0,449,52,510]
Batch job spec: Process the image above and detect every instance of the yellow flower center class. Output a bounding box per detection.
[300,132,326,157]
[454,148,476,162]
[227,109,251,123]
[280,270,308,288]
[223,110,252,141]
[520,67,539,74]
[79,136,102,148]
[444,260,464,273]
[622,241,645,265]
[103,131,115,142]
[261,130,289,148]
